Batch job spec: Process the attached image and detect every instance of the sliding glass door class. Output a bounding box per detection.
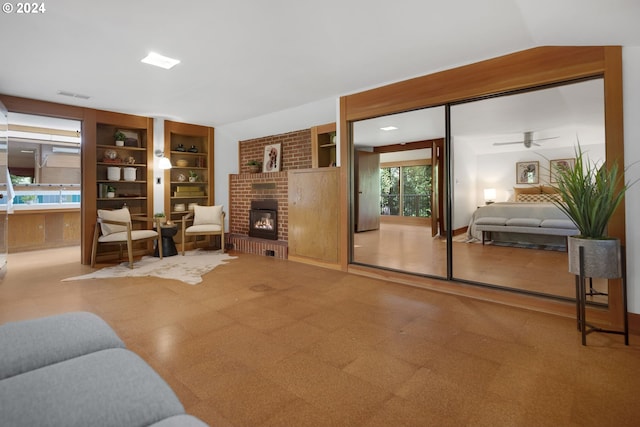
[347,78,608,304]
[449,78,607,302]
[351,106,447,278]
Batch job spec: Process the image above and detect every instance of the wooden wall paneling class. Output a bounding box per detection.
[344,46,606,122]
[82,109,97,265]
[288,168,340,266]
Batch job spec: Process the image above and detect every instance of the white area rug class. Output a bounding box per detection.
[62,250,237,285]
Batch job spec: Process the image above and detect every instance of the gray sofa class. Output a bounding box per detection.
[0,312,208,427]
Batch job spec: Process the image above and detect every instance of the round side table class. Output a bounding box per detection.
[154,223,178,257]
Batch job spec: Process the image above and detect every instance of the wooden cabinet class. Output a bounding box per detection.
[288,168,340,267]
[311,122,337,168]
[9,210,80,252]
[163,121,214,248]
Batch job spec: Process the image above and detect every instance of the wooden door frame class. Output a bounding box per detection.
[339,46,625,327]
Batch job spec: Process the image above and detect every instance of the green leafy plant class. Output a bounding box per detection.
[154,212,166,218]
[246,160,261,166]
[114,131,126,141]
[552,144,633,239]
[188,170,198,178]
[22,195,37,203]
[106,185,116,193]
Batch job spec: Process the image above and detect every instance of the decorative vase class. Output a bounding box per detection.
[175,144,186,152]
[123,167,136,182]
[107,167,121,181]
[188,145,198,153]
[568,236,622,279]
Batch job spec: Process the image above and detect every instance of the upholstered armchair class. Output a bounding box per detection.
[91,207,162,269]
[181,205,225,255]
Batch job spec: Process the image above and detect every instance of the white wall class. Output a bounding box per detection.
[452,139,478,230]
[474,143,605,205]
[152,118,165,216]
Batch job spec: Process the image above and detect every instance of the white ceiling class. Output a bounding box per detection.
[1,0,639,131]
[353,78,605,153]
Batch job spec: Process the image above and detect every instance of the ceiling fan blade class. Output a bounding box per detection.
[492,140,524,146]
[492,135,559,146]
[530,136,559,142]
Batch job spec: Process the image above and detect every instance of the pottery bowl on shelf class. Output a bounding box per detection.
[174,203,186,212]
[176,159,189,167]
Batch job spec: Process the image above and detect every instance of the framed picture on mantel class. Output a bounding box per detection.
[263,143,281,172]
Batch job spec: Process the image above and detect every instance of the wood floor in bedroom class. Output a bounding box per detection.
[354,222,608,303]
[1,246,638,427]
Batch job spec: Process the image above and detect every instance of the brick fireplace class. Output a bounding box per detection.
[228,128,312,258]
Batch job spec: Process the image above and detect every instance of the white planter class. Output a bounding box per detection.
[123,167,136,182]
[107,167,121,181]
[115,140,124,147]
[107,192,115,198]
[568,236,622,279]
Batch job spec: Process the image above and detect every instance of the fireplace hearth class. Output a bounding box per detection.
[249,200,278,240]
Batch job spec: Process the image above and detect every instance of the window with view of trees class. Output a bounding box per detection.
[380,164,432,217]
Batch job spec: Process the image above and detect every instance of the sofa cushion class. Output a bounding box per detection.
[541,219,578,229]
[0,311,125,380]
[0,348,185,427]
[506,218,542,227]
[474,216,507,226]
[150,415,211,427]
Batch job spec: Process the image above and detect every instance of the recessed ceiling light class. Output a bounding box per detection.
[380,126,398,131]
[141,52,180,70]
[57,90,91,100]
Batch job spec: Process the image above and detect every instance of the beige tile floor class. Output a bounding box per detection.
[1,246,639,427]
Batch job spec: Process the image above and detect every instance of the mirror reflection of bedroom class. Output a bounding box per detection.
[352,78,608,305]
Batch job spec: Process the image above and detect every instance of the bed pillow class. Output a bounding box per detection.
[541,185,559,194]
[513,186,541,197]
[516,193,562,203]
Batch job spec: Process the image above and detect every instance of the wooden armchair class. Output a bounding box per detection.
[91,207,162,269]
[181,205,225,255]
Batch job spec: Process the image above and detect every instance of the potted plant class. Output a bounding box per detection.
[552,144,632,278]
[154,212,167,225]
[106,185,116,198]
[22,195,37,204]
[188,170,198,182]
[114,131,126,147]
[246,160,261,173]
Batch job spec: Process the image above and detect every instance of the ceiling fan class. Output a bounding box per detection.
[493,131,558,148]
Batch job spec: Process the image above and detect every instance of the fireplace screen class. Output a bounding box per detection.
[249,200,278,240]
